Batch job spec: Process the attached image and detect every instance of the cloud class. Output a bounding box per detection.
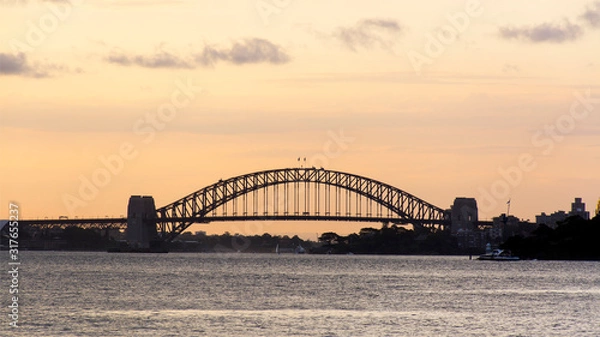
[580,1,600,27]
[106,49,194,69]
[195,38,290,66]
[0,53,68,78]
[106,38,290,69]
[0,53,29,75]
[0,0,70,5]
[498,20,583,43]
[0,0,27,6]
[502,63,520,73]
[0,0,174,5]
[332,18,404,51]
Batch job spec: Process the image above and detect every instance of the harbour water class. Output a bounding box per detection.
[5,252,600,336]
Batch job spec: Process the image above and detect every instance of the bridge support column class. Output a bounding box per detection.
[126,196,159,251]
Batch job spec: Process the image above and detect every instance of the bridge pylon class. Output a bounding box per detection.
[126,195,159,251]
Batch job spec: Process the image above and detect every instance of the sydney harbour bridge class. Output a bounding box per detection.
[14,168,453,250]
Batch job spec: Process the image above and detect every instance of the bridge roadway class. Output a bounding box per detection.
[17,215,452,230]
[17,218,126,229]
[14,217,499,232]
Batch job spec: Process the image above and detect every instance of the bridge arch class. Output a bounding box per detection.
[156,168,448,242]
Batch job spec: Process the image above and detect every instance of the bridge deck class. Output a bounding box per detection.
[17,215,448,228]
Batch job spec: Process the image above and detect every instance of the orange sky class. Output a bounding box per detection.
[1,0,599,239]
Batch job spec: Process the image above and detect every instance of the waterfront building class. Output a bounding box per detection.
[535,197,590,228]
[570,197,590,220]
[535,211,568,229]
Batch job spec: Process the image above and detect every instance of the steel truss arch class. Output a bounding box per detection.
[156,168,447,242]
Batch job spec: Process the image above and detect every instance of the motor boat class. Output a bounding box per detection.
[478,243,519,261]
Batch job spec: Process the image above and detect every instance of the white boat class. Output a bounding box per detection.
[478,244,519,261]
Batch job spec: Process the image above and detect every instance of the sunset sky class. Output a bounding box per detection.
[1,0,599,239]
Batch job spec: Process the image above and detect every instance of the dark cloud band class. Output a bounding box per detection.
[498,20,583,43]
[106,38,290,69]
[0,53,67,78]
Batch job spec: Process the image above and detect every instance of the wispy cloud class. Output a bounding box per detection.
[502,63,520,74]
[0,0,26,6]
[0,0,77,5]
[195,38,290,66]
[0,53,72,78]
[2,0,183,5]
[498,20,583,43]
[106,49,194,69]
[106,38,290,69]
[100,0,185,7]
[580,1,600,27]
[332,18,404,51]
[0,53,29,75]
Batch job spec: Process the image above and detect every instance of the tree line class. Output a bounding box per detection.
[501,215,600,260]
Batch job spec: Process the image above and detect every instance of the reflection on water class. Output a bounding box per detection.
[11,252,600,336]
